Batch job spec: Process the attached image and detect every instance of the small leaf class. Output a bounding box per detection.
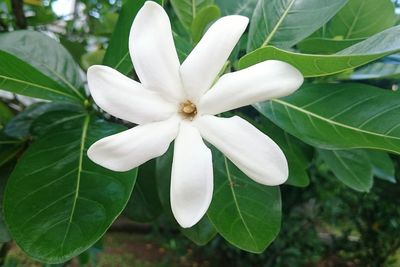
[207,150,281,253]
[240,25,400,77]
[4,114,137,263]
[319,149,373,192]
[191,5,220,43]
[247,0,348,51]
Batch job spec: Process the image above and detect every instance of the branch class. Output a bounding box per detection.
[11,0,27,29]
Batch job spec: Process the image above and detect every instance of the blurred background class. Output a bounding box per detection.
[1,0,400,266]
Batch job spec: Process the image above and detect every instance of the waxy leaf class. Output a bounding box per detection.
[207,150,281,253]
[323,0,396,39]
[191,5,220,43]
[297,37,365,54]
[255,83,400,154]
[170,0,213,30]
[247,0,348,51]
[0,51,83,103]
[102,0,146,75]
[367,151,396,183]
[240,26,400,77]
[4,114,137,263]
[0,31,85,100]
[215,0,257,18]
[319,149,373,192]
[350,59,400,80]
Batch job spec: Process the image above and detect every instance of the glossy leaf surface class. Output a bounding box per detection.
[170,0,213,30]
[191,5,220,43]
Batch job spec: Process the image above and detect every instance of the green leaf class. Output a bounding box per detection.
[240,25,400,77]
[4,102,84,139]
[81,50,106,71]
[0,31,85,101]
[247,0,348,51]
[319,149,373,192]
[0,51,84,102]
[124,160,163,223]
[215,0,257,17]
[0,163,14,244]
[350,60,400,80]
[170,0,213,30]
[297,37,365,54]
[102,0,145,75]
[0,102,13,128]
[4,114,137,263]
[367,151,396,183]
[207,150,281,253]
[323,0,396,39]
[191,5,220,43]
[155,146,217,245]
[255,83,400,154]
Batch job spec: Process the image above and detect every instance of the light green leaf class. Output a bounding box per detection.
[207,150,281,253]
[240,25,400,77]
[324,0,396,39]
[367,151,396,183]
[255,83,400,155]
[170,0,213,30]
[297,37,365,54]
[4,114,137,263]
[0,31,85,101]
[191,5,220,43]
[215,0,257,18]
[0,51,84,103]
[81,49,106,70]
[319,149,373,192]
[102,0,146,75]
[247,0,348,51]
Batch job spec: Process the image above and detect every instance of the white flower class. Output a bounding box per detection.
[87,1,303,228]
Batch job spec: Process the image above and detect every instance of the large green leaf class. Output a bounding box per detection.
[319,149,373,192]
[155,146,217,245]
[215,0,257,17]
[0,31,85,101]
[4,114,137,263]
[170,0,213,30]
[247,0,348,51]
[0,51,83,102]
[255,83,400,154]
[190,5,220,43]
[240,25,400,77]
[102,0,145,75]
[297,37,365,54]
[323,0,396,39]
[207,150,281,253]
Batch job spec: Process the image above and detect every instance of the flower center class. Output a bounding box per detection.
[179,100,197,120]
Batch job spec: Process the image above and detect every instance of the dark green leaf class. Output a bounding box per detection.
[102,0,145,75]
[367,151,395,183]
[191,5,220,43]
[4,115,137,263]
[240,25,400,77]
[0,102,12,128]
[207,150,281,253]
[255,83,400,154]
[0,31,85,101]
[247,0,348,51]
[0,163,14,244]
[170,0,213,30]
[323,0,396,39]
[297,37,365,54]
[319,149,373,192]
[124,160,163,222]
[0,51,84,102]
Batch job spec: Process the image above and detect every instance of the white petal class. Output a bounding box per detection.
[129,1,183,102]
[199,60,303,115]
[87,65,176,124]
[195,115,288,185]
[180,15,249,103]
[88,117,179,172]
[171,122,213,228]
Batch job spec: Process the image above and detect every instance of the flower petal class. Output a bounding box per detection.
[129,1,183,101]
[199,60,303,115]
[88,65,176,124]
[195,115,288,185]
[88,117,179,172]
[171,122,213,228]
[180,15,249,103]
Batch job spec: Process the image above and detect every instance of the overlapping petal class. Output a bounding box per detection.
[87,65,176,124]
[195,115,288,185]
[171,122,213,228]
[88,117,179,172]
[129,1,183,102]
[180,15,249,103]
[199,60,303,115]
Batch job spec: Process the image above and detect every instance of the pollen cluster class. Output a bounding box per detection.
[179,100,197,120]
